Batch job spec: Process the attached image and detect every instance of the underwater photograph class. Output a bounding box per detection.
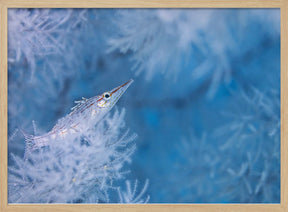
[8,8,280,203]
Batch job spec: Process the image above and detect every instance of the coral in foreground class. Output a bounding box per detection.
[8,109,149,203]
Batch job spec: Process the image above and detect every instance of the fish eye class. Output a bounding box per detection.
[103,92,111,100]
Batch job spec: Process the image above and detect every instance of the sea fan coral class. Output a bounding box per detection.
[8,9,87,81]
[8,109,141,203]
[117,179,150,203]
[214,88,280,202]
[172,87,280,203]
[108,9,280,98]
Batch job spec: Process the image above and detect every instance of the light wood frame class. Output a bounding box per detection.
[0,0,287,211]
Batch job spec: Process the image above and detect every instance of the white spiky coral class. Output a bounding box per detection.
[8,109,143,203]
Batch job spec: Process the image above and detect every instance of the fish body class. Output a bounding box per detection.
[23,79,134,158]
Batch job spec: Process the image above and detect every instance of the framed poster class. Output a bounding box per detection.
[0,0,287,211]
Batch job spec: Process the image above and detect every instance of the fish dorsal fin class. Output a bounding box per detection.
[71,97,89,112]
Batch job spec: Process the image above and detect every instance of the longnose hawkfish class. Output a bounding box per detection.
[23,79,134,158]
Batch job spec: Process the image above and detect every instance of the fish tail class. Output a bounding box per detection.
[20,129,37,160]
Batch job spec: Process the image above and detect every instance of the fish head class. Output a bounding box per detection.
[96,79,134,111]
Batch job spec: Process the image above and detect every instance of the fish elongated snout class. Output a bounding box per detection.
[111,79,134,96]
